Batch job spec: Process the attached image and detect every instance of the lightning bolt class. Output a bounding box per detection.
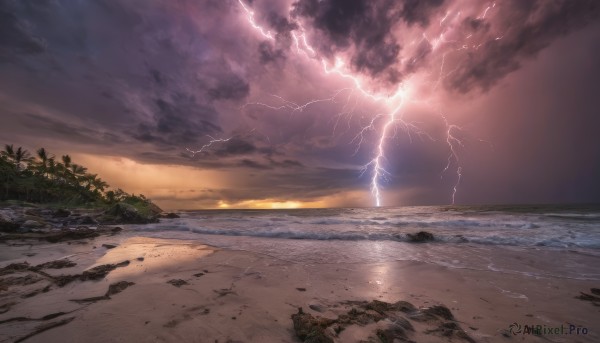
[242,88,353,114]
[232,1,499,207]
[186,135,233,157]
[361,103,404,207]
[238,0,274,41]
[440,115,465,205]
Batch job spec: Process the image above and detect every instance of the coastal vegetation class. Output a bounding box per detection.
[0,144,150,208]
[0,144,162,230]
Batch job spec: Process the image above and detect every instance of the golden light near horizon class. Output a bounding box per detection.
[217,199,326,209]
[71,154,231,209]
[70,154,373,210]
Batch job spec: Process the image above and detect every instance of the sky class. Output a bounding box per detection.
[1,0,599,210]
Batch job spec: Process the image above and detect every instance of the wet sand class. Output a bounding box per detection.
[0,236,598,342]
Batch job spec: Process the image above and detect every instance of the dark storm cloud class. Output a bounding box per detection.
[2,0,599,208]
[447,0,600,92]
[215,138,257,157]
[400,0,445,26]
[0,0,46,60]
[272,159,303,168]
[291,0,599,94]
[292,0,403,79]
[239,158,270,170]
[258,41,286,64]
[290,0,446,83]
[208,74,250,101]
[267,11,298,38]
[130,90,223,146]
[0,0,251,158]
[16,113,125,146]
[238,158,304,170]
[149,68,166,86]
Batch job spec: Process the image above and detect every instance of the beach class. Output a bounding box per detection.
[1,206,599,342]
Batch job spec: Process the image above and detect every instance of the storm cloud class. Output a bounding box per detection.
[1,0,599,208]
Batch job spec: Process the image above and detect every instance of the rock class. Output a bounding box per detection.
[410,305,455,322]
[407,231,434,243]
[0,262,30,276]
[576,291,600,303]
[111,227,123,234]
[102,203,159,224]
[78,216,97,225]
[291,308,335,343]
[45,228,99,243]
[24,208,42,216]
[106,281,135,296]
[32,259,76,270]
[21,285,51,299]
[53,209,71,218]
[137,257,145,261]
[391,300,418,313]
[213,288,236,297]
[54,261,130,287]
[425,321,476,343]
[167,279,189,287]
[0,210,21,232]
[0,274,42,287]
[296,287,307,292]
[193,272,204,277]
[337,307,384,325]
[376,325,410,342]
[70,281,134,304]
[309,304,325,313]
[288,299,475,343]
[364,300,394,314]
[424,305,455,321]
[102,244,117,249]
[22,220,46,230]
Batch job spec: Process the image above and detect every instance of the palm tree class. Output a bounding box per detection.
[70,163,87,185]
[92,177,108,193]
[82,173,97,190]
[3,144,15,161]
[1,147,16,199]
[47,157,58,182]
[36,148,49,177]
[14,147,31,171]
[60,155,73,182]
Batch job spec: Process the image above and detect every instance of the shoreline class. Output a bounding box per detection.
[0,233,598,342]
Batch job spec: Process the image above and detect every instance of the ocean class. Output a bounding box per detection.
[129,205,600,281]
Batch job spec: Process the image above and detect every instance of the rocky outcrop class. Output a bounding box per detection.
[292,308,335,343]
[100,203,160,224]
[407,231,434,243]
[0,210,20,232]
[1,200,162,233]
[291,300,475,343]
[52,209,71,218]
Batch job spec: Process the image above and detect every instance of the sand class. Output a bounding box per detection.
[0,235,598,343]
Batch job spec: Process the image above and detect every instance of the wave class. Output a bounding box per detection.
[132,224,600,249]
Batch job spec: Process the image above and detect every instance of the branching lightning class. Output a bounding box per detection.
[440,115,465,204]
[232,1,499,206]
[242,88,353,114]
[186,135,232,156]
[238,0,274,41]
